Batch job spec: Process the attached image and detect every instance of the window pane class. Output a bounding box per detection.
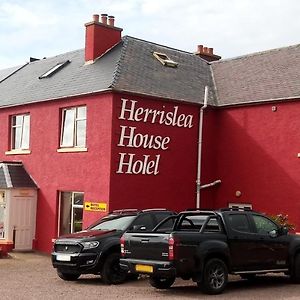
[61,109,75,147]
[253,215,278,234]
[228,214,251,233]
[21,115,30,149]
[12,126,22,149]
[73,207,83,232]
[76,119,86,147]
[77,106,86,119]
[14,115,23,126]
[73,193,84,206]
[59,192,72,235]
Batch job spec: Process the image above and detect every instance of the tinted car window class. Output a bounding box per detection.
[129,214,154,231]
[253,215,278,234]
[228,214,251,233]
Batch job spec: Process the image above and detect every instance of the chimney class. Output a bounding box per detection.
[195,44,221,62]
[85,13,123,63]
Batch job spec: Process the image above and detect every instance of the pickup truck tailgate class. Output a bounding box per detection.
[123,232,170,260]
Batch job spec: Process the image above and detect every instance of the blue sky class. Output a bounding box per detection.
[0,0,300,69]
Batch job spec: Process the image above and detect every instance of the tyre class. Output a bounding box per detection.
[291,253,300,283]
[200,258,228,295]
[57,269,80,281]
[101,252,128,285]
[149,276,176,289]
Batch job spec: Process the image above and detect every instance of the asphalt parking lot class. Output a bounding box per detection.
[1,252,300,300]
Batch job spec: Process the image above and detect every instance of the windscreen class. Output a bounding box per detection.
[90,215,136,231]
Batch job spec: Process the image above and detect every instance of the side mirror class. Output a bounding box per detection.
[269,229,278,238]
[280,227,289,235]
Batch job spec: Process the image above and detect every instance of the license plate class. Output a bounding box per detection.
[56,254,71,262]
[135,264,153,273]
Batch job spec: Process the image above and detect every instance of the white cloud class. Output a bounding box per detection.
[0,0,300,68]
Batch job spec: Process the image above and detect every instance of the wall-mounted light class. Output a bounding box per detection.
[235,191,242,197]
[272,106,277,112]
[298,153,300,158]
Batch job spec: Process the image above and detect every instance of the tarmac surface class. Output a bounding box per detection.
[1,252,300,299]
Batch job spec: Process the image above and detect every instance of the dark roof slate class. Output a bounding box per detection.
[0,162,37,189]
[0,36,215,108]
[211,44,300,106]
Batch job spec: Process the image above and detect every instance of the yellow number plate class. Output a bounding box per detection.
[135,264,153,273]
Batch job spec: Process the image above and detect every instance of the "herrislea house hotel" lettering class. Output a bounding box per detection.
[116,98,194,175]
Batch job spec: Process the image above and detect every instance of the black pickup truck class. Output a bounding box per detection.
[120,209,300,294]
[52,208,175,284]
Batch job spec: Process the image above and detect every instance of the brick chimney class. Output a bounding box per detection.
[195,45,221,62]
[85,14,123,63]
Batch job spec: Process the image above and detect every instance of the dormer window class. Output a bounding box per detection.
[153,52,178,68]
[39,60,70,79]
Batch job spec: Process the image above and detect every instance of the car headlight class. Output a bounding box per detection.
[81,241,100,249]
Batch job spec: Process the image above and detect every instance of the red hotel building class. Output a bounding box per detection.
[0,14,299,253]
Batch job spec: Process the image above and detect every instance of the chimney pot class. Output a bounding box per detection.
[108,16,115,26]
[93,14,99,22]
[198,45,204,54]
[203,47,208,53]
[101,13,108,24]
[208,48,213,55]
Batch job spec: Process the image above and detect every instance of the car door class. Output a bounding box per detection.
[250,214,290,270]
[225,213,260,271]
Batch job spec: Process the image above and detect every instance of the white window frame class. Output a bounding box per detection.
[11,114,30,150]
[60,106,87,148]
[0,191,6,239]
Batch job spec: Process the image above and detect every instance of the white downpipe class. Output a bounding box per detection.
[196,86,209,209]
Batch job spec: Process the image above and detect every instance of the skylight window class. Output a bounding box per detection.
[153,52,178,68]
[39,60,70,79]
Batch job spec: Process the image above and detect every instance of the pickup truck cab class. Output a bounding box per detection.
[120,208,300,294]
[52,208,175,284]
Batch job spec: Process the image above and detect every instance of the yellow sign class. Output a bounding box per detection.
[84,202,107,212]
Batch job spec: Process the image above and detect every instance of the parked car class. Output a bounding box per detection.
[120,208,300,294]
[51,208,175,284]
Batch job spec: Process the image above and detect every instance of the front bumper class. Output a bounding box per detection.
[51,251,101,274]
[120,258,176,278]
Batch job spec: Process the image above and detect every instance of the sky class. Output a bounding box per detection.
[0,0,300,69]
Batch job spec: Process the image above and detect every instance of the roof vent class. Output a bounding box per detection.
[153,52,178,68]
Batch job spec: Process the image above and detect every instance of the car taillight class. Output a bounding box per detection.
[120,236,125,257]
[168,237,175,261]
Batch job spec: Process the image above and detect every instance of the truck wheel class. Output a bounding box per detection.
[291,253,300,283]
[149,276,175,289]
[101,252,128,285]
[200,258,228,295]
[57,269,80,281]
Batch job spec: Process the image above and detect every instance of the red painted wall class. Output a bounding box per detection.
[213,102,300,230]
[109,94,200,212]
[0,93,113,252]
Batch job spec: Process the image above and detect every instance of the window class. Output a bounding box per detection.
[59,192,84,235]
[153,52,178,68]
[11,114,30,150]
[229,203,252,211]
[129,214,154,231]
[228,214,251,233]
[253,215,278,235]
[60,106,86,148]
[39,60,70,79]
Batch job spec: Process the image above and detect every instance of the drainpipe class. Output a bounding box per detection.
[196,86,209,209]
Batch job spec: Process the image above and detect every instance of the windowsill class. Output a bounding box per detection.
[57,147,88,153]
[5,149,31,155]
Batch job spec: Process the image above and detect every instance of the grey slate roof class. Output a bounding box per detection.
[0,36,215,108]
[0,35,299,108]
[211,44,300,106]
[0,162,37,189]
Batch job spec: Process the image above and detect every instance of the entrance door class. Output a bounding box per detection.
[9,190,37,250]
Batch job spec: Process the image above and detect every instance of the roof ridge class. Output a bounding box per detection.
[212,43,300,64]
[110,37,129,88]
